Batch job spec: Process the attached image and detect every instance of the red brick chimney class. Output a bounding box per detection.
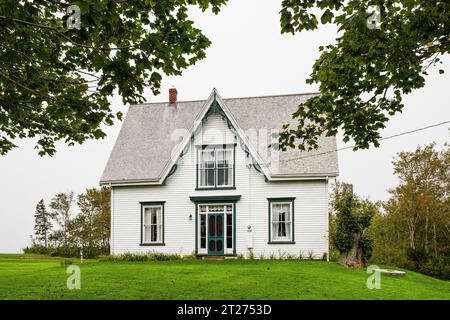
[169,87,178,104]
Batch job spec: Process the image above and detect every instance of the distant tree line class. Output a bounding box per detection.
[369,143,450,280]
[330,143,450,280]
[25,187,111,258]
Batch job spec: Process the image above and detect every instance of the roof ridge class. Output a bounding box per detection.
[223,91,319,101]
[130,91,320,107]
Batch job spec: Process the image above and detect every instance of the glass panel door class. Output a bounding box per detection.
[207,213,224,255]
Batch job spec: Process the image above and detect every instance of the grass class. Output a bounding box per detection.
[0,254,449,300]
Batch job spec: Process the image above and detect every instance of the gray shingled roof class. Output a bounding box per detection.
[100,92,338,184]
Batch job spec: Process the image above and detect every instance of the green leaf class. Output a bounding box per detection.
[320,9,333,24]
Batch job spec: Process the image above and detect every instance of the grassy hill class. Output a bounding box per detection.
[0,254,448,300]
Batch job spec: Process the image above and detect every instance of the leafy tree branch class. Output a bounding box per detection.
[278,0,450,151]
[0,0,227,155]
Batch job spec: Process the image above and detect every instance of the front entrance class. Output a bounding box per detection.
[208,213,224,255]
[196,203,235,256]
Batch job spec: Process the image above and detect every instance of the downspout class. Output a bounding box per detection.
[247,157,253,258]
[110,183,114,255]
[326,176,330,262]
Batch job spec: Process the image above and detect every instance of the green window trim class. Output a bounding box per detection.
[140,201,165,246]
[196,144,236,190]
[190,195,241,202]
[267,197,296,244]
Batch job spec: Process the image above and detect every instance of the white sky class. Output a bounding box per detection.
[0,0,449,253]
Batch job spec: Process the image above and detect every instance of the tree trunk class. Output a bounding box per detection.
[433,223,437,257]
[338,232,366,268]
[425,216,429,254]
[407,220,416,249]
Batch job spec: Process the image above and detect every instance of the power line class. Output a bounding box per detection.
[280,120,450,163]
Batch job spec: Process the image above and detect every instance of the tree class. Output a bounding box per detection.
[278,1,450,151]
[76,186,111,247]
[385,144,449,255]
[369,144,450,279]
[49,191,74,246]
[32,199,53,247]
[0,0,227,156]
[331,183,377,268]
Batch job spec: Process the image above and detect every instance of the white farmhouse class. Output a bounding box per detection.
[100,89,338,258]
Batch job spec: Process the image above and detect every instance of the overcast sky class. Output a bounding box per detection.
[0,0,449,253]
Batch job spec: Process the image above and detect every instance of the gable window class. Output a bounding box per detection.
[197,145,235,189]
[140,202,165,245]
[268,198,295,244]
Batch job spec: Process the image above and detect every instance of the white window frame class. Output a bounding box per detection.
[141,204,164,245]
[197,146,234,189]
[269,200,294,243]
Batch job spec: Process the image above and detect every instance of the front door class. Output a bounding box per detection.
[208,213,224,255]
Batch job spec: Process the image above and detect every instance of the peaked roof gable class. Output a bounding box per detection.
[158,89,271,184]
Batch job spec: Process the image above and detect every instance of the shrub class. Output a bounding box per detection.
[49,246,80,258]
[405,249,450,280]
[421,256,450,280]
[23,245,109,258]
[98,252,185,262]
[23,245,52,255]
[406,248,428,268]
[329,249,340,262]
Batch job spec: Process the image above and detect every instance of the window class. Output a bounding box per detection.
[226,206,233,249]
[217,149,233,186]
[197,145,234,189]
[200,205,207,249]
[268,198,295,243]
[141,202,164,245]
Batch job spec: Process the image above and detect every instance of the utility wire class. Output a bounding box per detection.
[280,120,450,163]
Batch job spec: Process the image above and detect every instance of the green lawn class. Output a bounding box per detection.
[0,254,449,300]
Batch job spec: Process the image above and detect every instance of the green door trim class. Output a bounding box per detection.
[193,198,239,256]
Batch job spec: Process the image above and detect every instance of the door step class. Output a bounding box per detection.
[202,255,225,260]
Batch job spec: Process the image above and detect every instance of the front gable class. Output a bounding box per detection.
[162,89,269,185]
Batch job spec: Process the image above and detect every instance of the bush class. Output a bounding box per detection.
[406,248,429,268]
[421,256,450,280]
[49,246,80,258]
[23,245,109,258]
[98,252,186,262]
[23,245,52,255]
[406,249,450,280]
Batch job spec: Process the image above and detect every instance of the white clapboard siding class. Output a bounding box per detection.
[111,113,329,258]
